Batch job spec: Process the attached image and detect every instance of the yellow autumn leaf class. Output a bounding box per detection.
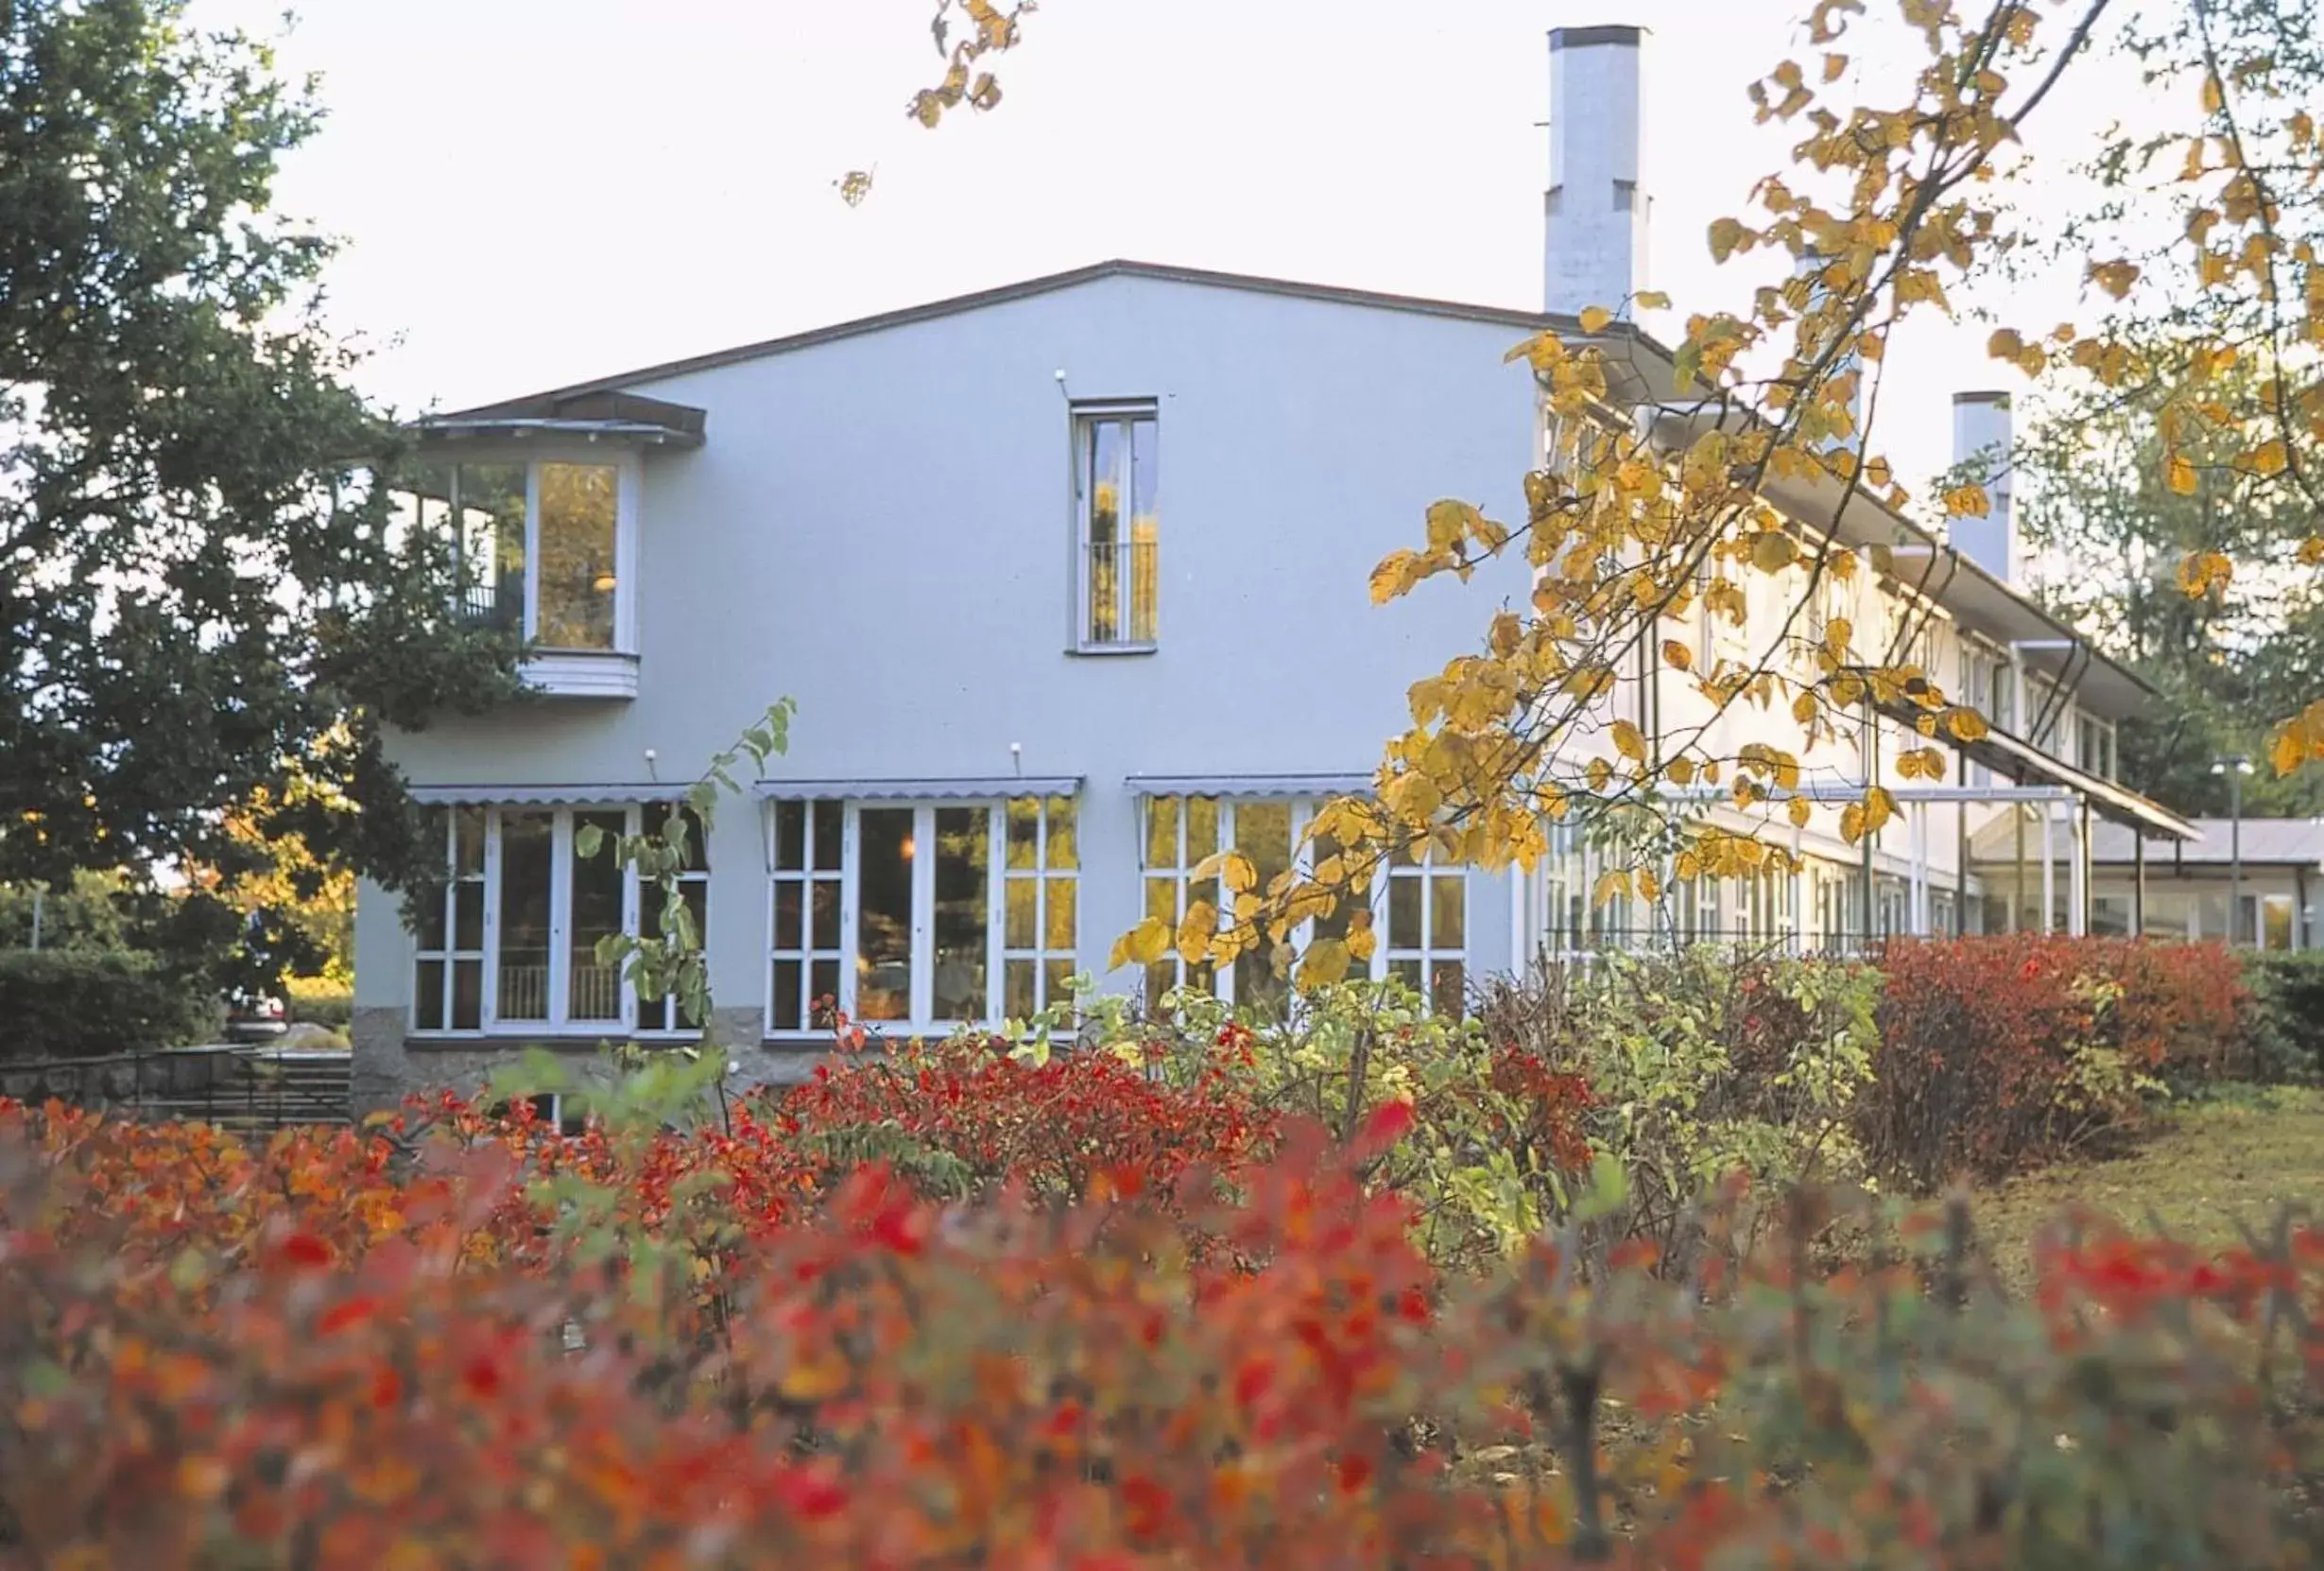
[1370,549,1421,604]
[1297,938,1351,989]
[1178,900,1218,963]
[1578,305,1614,334]
[1946,706,1990,742]
[1750,530,1797,574]
[1662,639,1694,672]
[2251,440,2289,476]
[1636,867,1661,903]
[1347,909,1378,963]
[2165,454,2200,495]
[1788,796,1813,828]
[1709,216,1747,263]
[1109,917,1174,972]
[1610,718,1647,762]
[1632,290,1672,311]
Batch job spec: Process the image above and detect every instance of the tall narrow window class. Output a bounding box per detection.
[536,462,620,650]
[1076,405,1159,648]
[638,803,710,1034]
[1142,794,1222,1003]
[855,808,917,1023]
[1003,797,1078,1017]
[1231,802,1296,1011]
[567,808,629,1022]
[497,811,556,1023]
[1386,840,1465,1015]
[412,808,487,1032]
[768,799,844,1033]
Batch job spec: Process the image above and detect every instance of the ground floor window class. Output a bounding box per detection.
[766,796,1076,1036]
[1140,795,1467,1014]
[410,803,702,1037]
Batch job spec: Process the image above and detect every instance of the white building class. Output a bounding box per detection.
[1974,816,2324,949]
[351,25,2195,1111]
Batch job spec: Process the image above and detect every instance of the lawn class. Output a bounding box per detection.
[1973,1084,2324,1292]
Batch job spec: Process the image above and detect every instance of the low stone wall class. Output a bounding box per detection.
[0,1045,243,1109]
[349,1006,833,1118]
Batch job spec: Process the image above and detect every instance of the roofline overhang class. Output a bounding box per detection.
[1871,693,2196,840]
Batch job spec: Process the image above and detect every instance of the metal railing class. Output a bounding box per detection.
[494,962,623,1023]
[0,1044,352,1131]
[456,578,523,633]
[1084,538,1158,647]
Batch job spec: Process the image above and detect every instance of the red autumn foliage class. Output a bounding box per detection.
[772,1030,1274,1201]
[1862,936,2250,1187]
[0,1068,2317,1566]
[2,1089,2318,1567]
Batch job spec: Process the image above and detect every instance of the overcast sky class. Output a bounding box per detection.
[190,0,2150,502]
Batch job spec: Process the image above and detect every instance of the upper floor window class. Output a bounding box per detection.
[2076,713,2117,781]
[1074,405,1159,650]
[410,457,634,652]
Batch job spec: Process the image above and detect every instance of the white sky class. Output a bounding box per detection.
[191,0,2155,505]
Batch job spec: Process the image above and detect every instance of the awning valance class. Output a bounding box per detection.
[751,777,1082,802]
[1127,772,1376,801]
[406,782,692,806]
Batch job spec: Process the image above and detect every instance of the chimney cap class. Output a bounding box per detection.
[1550,24,1645,50]
[1954,389,2013,407]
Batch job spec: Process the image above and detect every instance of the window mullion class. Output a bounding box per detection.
[986,807,1006,1024]
[546,810,571,1030]
[839,805,861,1025]
[481,810,503,1029]
[621,804,641,1032]
[910,804,936,1027]
[522,464,541,643]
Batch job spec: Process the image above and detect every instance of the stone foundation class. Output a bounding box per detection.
[349,1005,837,1118]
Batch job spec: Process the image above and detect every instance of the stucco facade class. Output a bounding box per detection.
[353,266,1549,1109]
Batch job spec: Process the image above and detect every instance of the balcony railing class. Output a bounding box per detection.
[493,961,625,1025]
[1083,538,1158,647]
[456,576,524,634]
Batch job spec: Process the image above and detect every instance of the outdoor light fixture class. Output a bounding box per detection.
[2212,754,2254,943]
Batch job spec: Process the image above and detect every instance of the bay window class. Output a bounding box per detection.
[409,802,702,1037]
[765,795,1078,1038]
[406,456,637,658]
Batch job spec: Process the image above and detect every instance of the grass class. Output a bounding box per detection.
[1972,1083,2324,1293]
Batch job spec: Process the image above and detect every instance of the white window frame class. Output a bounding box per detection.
[419,450,642,656]
[408,803,659,1039]
[1071,402,1160,652]
[763,796,1079,1040]
[634,803,712,1038]
[1137,796,1471,1013]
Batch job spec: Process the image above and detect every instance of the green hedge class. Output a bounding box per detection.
[0,951,223,1061]
[2244,951,2324,1083]
[285,980,352,1031]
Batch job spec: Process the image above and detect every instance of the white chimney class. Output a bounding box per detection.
[1544,26,1649,321]
[1951,391,2015,580]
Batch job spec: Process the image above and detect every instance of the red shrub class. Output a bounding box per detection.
[771,1033,1276,1202]
[1865,936,2250,1187]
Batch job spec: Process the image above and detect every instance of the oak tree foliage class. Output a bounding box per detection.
[1,1,520,925]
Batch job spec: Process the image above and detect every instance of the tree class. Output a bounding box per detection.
[2016,343,2324,815]
[0,0,519,916]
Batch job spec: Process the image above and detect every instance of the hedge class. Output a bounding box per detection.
[2245,950,2324,1084]
[0,949,222,1060]
[1859,936,2247,1188]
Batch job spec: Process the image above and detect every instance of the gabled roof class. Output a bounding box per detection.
[439,259,1601,421]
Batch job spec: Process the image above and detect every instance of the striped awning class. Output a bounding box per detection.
[751,777,1082,802]
[406,782,692,806]
[1126,772,1375,801]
